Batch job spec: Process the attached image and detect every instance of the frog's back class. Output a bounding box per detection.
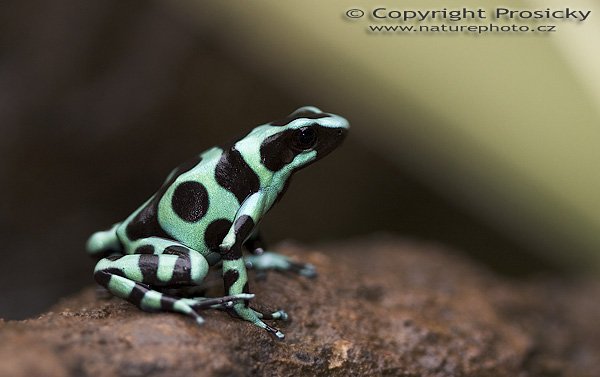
[117,146,249,254]
[157,147,247,252]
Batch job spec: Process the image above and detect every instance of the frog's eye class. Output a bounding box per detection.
[291,127,318,151]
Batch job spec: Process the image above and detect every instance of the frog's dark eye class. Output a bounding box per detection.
[291,127,318,151]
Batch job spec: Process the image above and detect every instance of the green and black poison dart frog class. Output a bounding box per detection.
[86,106,349,339]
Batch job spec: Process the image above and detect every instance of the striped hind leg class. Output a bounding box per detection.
[93,239,251,324]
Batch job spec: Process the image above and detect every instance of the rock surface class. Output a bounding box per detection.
[1,237,598,377]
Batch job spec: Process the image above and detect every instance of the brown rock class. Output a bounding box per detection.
[0,237,598,377]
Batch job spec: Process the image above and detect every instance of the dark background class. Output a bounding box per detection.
[0,1,557,320]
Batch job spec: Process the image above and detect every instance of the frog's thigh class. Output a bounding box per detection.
[97,238,210,289]
[126,237,211,286]
[93,240,210,323]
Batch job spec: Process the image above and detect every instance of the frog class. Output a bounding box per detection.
[86,106,349,339]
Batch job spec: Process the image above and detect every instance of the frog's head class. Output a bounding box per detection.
[258,106,349,173]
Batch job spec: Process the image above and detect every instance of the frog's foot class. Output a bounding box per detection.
[223,298,286,339]
[96,273,208,325]
[245,252,317,278]
[252,307,289,321]
[260,322,285,340]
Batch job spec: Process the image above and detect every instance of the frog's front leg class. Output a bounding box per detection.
[244,231,317,278]
[94,238,251,324]
[219,193,286,339]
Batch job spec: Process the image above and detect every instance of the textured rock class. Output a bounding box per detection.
[0,237,598,377]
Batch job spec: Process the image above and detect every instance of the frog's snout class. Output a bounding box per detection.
[333,114,350,133]
[336,119,349,140]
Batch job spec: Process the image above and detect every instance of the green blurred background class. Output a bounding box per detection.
[1,0,598,319]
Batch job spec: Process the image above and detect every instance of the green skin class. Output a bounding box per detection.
[87,106,349,339]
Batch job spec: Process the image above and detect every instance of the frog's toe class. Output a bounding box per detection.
[176,303,205,325]
[253,308,289,321]
[194,315,205,325]
[272,329,285,340]
[272,309,289,321]
[263,323,285,340]
[185,293,255,310]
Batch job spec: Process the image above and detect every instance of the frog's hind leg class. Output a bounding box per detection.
[86,223,123,258]
[244,232,316,278]
[94,238,251,324]
[245,252,316,278]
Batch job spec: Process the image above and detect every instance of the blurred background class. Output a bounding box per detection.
[1,0,599,319]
